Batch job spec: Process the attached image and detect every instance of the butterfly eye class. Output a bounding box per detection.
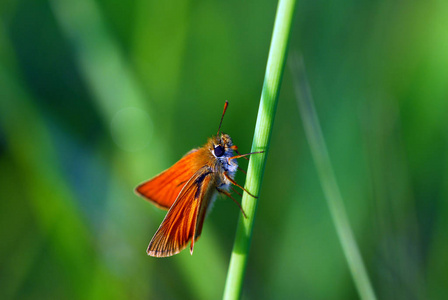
[214,145,225,157]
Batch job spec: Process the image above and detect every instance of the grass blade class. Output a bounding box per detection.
[223,0,297,299]
[290,54,377,300]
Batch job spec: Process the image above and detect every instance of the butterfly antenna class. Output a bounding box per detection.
[217,100,229,136]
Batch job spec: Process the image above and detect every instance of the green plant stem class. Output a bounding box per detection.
[223,0,296,299]
[290,55,377,300]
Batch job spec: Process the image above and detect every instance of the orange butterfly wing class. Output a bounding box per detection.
[147,167,216,257]
[135,149,202,210]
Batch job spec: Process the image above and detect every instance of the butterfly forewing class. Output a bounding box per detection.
[147,167,216,257]
[135,149,203,210]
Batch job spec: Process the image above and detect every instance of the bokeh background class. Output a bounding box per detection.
[1,0,447,299]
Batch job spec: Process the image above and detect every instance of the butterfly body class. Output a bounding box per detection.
[136,134,238,257]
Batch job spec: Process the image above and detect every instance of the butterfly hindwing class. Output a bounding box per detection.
[146,167,216,257]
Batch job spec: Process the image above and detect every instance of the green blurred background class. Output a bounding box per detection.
[1,0,447,299]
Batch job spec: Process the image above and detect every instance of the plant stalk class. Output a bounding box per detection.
[223,0,296,299]
[290,54,377,300]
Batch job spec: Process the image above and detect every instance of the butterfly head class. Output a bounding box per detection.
[208,133,238,177]
[210,133,234,158]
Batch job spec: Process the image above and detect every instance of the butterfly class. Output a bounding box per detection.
[135,101,263,257]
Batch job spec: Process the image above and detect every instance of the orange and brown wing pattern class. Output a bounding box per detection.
[147,167,216,257]
[135,149,202,210]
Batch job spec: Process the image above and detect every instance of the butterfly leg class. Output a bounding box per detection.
[216,188,247,219]
[231,145,249,161]
[223,172,258,199]
[228,151,264,162]
[231,186,242,197]
[237,166,247,175]
[230,146,248,173]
